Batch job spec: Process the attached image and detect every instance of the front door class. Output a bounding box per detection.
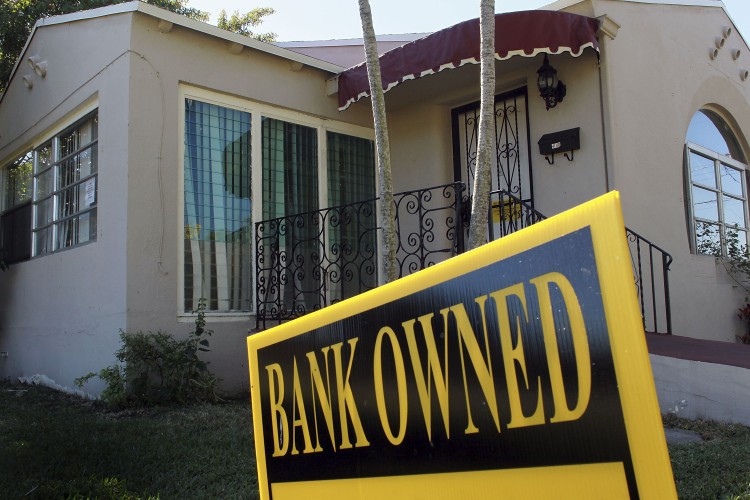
[451,87,533,205]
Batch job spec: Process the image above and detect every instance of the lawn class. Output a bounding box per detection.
[0,382,258,499]
[2,381,750,499]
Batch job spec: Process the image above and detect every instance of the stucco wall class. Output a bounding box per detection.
[382,50,606,201]
[121,13,376,395]
[0,14,132,393]
[651,354,750,426]
[377,0,750,345]
[587,0,750,343]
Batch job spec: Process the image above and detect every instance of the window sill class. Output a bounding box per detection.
[177,312,253,323]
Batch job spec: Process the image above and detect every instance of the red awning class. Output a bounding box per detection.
[337,10,600,110]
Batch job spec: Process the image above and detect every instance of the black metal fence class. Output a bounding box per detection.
[255,185,672,334]
[626,228,673,334]
[255,182,464,328]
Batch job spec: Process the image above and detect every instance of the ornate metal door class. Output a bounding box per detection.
[451,87,533,205]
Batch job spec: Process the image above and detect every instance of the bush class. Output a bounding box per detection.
[76,299,220,407]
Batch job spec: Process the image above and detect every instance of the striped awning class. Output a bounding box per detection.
[337,10,600,111]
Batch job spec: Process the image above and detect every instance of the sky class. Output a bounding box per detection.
[187,0,750,43]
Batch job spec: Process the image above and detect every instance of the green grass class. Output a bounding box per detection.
[665,414,750,499]
[3,382,750,499]
[0,382,258,499]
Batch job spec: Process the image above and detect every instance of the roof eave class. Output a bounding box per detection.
[1,0,345,103]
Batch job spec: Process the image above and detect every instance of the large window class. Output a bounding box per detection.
[33,112,98,255]
[685,110,749,255]
[326,131,377,300]
[184,100,252,313]
[181,90,375,316]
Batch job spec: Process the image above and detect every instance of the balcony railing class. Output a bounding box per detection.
[255,184,672,335]
[255,182,464,328]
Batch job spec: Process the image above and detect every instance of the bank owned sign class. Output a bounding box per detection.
[247,192,675,499]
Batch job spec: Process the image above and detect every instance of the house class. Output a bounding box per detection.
[1,0,749,411]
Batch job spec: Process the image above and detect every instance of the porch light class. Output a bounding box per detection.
[537,54,566,110]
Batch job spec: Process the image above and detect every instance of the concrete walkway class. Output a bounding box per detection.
[663,427,703,445]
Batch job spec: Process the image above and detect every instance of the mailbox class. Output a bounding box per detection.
[538,127,580,164]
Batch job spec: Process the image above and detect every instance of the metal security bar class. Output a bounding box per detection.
[626,228,673,334]
[255,182,464,328]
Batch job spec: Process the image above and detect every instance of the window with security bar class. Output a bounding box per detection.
[182,91,376,317]
[32,112,98,256]
[184,99,252,313]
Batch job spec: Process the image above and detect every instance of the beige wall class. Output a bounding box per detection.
[122,12,376,394]
[4,0,750,397]
[585,0,750,342]
[381,49,606,208]
[0,14,133,394]
[372,0,750,344]
[0,9,377,396]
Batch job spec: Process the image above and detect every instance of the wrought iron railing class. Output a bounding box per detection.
[255,185,672,335]
[485,189,545,240]
[625,228,673,334]
[481,190,673,335]
[255,182,464,328]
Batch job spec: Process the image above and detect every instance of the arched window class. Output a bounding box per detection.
[685,110,749,255]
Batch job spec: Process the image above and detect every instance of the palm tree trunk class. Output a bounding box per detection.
[467,0,496,251]
[357,0,399,283]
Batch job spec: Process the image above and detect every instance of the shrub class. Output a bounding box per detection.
[76,299,220,407]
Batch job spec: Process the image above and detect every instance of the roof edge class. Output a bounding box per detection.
[130,2,345,73]
[278,33,431,48]
[539,0,725,8]
[2,0,345,100]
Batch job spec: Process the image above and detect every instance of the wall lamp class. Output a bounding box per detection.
[537,54,566,110]
[27,55,47,77]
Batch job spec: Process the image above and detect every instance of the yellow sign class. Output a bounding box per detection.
[247,191,676,499]
[491,198,522,223]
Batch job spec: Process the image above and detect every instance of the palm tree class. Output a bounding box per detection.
[357,0,398,282]
[467,0,496,250]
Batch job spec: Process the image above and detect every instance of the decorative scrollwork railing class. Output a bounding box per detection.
[255,182,464,328]
[485,189,546,240]
[255,184,672,335]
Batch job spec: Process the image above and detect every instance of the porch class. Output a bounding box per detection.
[254,184,673,335]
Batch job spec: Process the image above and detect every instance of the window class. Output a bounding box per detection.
[33,112,98,255]
[184,100,252,313]
[181,90,375,316]
[262,117,318,221]
[1,151,33,263]
[685,110,749,255]
[326,131,377,300]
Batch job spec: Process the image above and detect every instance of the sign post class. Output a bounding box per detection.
[247,191,676,499]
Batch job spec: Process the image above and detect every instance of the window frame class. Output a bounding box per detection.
[32,110,99,257]
[177,85,375,321]
[686,140,750,255]
[0,103,98,262]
